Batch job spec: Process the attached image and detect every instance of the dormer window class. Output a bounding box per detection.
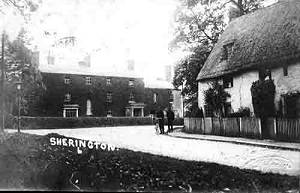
[221,43,234,61]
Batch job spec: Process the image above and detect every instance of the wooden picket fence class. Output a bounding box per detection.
[184,117,300,142]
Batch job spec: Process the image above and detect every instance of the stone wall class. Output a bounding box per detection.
[40,72,145,117]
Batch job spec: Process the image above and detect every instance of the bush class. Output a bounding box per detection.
[228,107,250,117]
[5,116,184,129]
[251,79,276,117]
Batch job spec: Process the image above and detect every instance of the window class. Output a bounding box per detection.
[106,92,112,103]
[221,43,234,61]
[170,92,174,102]
[283,66,288,76]
[86,99,92,116]
[223,76,233,88]
[107,110,112,117]
[86,77,92,85]
[64,76,70,84]
[129,92,134,102]
[259,68,272,80]
[129,79,134,87]
[153,93,158,103]
[64,93,71,102]
[106,78,111,85]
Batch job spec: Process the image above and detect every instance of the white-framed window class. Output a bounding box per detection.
[129,79,134,87]
[65,109,77,117]
[64,76,71,84]
[64,93,71,102]
[86,76,92,85]
[107,92,112,103]
[107,110,112,117]
[106,77,111,85]
[129,92,134,102]
[153,93,158,103]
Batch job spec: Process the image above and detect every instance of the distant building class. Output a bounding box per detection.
[144,79,183,118]
[40,70,146,117]
[36,36,182,117]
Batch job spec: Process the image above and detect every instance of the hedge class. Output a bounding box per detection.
[4,116,184,130]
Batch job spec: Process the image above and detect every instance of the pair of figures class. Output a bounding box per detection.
[155,108,175,134]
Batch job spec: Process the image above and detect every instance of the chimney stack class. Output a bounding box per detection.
[127,59,135,71]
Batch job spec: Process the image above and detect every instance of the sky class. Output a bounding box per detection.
[1,0,278,81]
[25,0,181,81]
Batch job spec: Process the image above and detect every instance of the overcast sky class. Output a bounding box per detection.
[1,0,278,81]
[24,0,180,81]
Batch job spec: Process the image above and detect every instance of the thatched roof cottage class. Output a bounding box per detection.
[197,0,300,117]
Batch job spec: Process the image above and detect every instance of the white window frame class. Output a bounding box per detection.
[107,92,112,103]
[129,79,134,87]
[153,93,158,103]
[106,77,111,85]
[107,110,112,117]
[86,99,92,116]
[86,76,92,85]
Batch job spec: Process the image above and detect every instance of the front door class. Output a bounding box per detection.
[134,108,141,117]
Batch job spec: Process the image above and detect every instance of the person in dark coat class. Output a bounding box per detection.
[167,107,175,132]
[156,109,165,134]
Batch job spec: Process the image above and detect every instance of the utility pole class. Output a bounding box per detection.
[1,31,5,132]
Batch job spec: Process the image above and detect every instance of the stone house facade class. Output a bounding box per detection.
[40,71,179,117]
[197,0,300,117]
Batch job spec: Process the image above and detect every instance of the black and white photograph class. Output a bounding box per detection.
[0,0,299,192]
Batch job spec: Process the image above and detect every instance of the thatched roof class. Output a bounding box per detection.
[197,0,300,81]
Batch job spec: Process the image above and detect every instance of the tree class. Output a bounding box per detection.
[204,81,230,117]
[251,79,276,118]
[4,29,45,117]
[170,0,263,117]
[173,46,210,116]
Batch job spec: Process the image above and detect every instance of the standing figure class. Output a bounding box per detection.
[167,107,175,132]
[156,109,165,134]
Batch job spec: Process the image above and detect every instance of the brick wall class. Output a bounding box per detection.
[40,72,145,117]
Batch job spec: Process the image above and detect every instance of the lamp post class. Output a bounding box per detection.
[1,31,5,132]
[15,81,22,133]
[181,84,184,118]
